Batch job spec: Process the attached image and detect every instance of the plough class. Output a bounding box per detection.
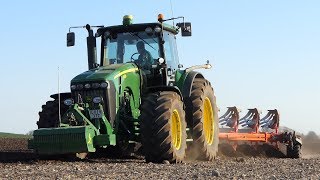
[219,107,302,158]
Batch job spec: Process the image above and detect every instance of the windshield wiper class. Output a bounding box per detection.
[129,32,156,51]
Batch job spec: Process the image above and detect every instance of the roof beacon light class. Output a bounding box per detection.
[123,15,133,25]
[158,14,164,22]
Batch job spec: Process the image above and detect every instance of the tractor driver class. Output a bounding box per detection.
[134,41,154,70]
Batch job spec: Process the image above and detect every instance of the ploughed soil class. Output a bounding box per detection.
[0,137,319,179]
[0,138,29,151]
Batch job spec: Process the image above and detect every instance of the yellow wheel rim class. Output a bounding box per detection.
[171,109,182,150]
[203,97,214,145]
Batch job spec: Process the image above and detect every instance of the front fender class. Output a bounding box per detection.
[177,71,204,98]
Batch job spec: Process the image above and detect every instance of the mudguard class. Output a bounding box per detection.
[181,71,204,98]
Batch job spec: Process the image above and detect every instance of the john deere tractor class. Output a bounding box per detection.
[29,15,219,163]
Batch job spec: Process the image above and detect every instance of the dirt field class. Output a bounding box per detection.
[0,138,319,179]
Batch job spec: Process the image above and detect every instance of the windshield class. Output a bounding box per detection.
[102,31,160,66]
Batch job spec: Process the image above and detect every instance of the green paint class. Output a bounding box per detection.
[30,102,118,154]
[175,69,190,92]
[30,126,96,154]
[31,62,141,154]
[71,64,125,83]
[94,134,116,146]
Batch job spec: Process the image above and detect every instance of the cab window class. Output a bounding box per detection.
[163,31,179,70]
[103,31,160,65]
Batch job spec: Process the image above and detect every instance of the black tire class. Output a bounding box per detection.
[289,144,302,158]
[186,78,219,161]
[140,91,187,163]
[37,98,69,129]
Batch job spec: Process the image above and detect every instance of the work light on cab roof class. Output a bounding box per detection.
[123,15,133,25]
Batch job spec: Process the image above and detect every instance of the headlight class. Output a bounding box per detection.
[70,85,76,90]
[93,97,102,104]
[76,84,83,90]
[100,82,108,88]
[154,26,162,33]
[145,27,153,34]
[158,58,165,64]
[92,83,100,89]
[64,98,74,106]
[85,83,91,89]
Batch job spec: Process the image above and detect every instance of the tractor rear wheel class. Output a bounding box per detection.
[37,98,68,128]
[140,91,187,163]
[186,78,219,161]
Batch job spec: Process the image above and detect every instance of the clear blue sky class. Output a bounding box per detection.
[0,0,319,134]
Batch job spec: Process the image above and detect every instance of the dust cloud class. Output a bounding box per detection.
[302,131,320,158]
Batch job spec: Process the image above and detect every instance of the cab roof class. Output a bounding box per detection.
[97,23,179,36]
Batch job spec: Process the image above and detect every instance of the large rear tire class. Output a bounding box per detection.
[140,91,187,163]
[37,98,69,129]
[186,78,219,161]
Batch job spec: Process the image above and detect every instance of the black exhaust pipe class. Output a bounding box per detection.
[85,24,97,70]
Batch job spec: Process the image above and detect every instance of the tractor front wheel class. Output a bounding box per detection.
[37,98,69,129]
[140,91,187,163]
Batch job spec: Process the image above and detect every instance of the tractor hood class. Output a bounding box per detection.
[71,63,139,83]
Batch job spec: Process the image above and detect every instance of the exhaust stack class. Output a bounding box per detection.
[85,24,97,70]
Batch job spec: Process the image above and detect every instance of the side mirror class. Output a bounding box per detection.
[177,22,192,37]
[67,32,75,47]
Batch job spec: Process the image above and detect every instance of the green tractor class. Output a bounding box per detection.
[29,14,219,163]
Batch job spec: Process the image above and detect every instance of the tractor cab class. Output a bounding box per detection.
[68,14,192,87]
[96,15,192,87]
